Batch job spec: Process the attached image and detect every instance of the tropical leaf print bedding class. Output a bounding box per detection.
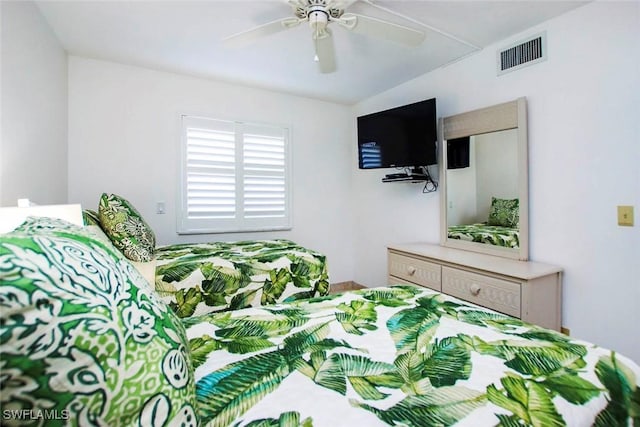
[184,285,640,427]
[448,223,520,248]
[154,239,329,317]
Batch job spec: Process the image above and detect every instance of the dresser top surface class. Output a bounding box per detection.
[388,242,562,280]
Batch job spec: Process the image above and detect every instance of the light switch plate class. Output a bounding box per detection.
[617,205,634,226]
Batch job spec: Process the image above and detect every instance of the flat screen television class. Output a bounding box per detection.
[357,98,437,170]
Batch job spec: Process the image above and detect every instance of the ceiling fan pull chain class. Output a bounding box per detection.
[313,14,320,62]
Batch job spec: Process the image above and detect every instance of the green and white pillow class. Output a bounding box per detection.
[487,197,519,228]
[98,193,156,262]
[0,217,198,426]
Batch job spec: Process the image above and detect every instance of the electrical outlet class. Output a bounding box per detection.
[156,202,166,215]
[617,205,634,226]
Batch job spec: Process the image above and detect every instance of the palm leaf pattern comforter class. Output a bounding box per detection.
[185,285,639,427]
[448,223,520,248]
[154,240,329,317]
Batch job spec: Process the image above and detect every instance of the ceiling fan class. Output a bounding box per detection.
[222,0,426,74]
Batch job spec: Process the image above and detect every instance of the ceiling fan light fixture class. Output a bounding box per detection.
[309,10,328,33]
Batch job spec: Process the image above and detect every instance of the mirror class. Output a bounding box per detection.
[439,98,528,260]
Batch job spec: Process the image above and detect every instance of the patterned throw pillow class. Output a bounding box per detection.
[487,197,519,228]
[98,193,156,262]
[0,218,197,426]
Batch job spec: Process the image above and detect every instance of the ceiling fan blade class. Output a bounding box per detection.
[314,31,336,73]
[223,17,302,48]
[337,13,425,47]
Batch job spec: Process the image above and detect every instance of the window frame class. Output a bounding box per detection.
[177,114,293,234]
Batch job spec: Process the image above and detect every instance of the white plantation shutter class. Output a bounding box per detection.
[184,118,236,220]
[179,116,291,233]
[243,124,288,219]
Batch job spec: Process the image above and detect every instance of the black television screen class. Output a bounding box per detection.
[357,98,437,169]
[447,136,470,169]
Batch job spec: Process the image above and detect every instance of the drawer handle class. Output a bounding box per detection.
[470,284,481,296]
[407,266,417,276]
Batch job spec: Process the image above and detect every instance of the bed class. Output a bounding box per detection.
[447,197,521,248]
[447,223,520,248]
[2,209,638,426]
[153,239,329,317]
[185,285,639,426]
[82,193,330,316]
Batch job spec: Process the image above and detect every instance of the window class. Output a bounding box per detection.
[178,115,291,234]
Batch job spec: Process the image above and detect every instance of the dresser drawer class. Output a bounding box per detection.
[388,251,441,291]
[442,266,521,317]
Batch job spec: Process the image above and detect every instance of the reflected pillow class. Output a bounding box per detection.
[0,217,197,425]
[99,193,156,262]
[487,197,519,228]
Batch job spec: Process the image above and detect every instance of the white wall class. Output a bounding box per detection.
[353,1,640,362]
[475,130,519,219]
[67,57,355,283]
[0,1,68,206]
[447,147,477,226]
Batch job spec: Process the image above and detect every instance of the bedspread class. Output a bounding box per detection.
[184,285,639,427]
[154,239,329,317]
[448,223,520,248]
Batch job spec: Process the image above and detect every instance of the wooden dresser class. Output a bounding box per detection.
[387,243,562,331]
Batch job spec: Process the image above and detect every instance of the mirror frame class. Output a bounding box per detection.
[439,97,529,260]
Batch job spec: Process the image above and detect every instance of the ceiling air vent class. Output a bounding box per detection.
[497,32,547,75]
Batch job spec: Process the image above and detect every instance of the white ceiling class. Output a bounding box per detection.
[36,0,588,105]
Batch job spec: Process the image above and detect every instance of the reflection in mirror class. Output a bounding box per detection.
[447,129,518,238]
[439,98,528,260]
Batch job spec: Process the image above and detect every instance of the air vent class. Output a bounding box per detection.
[497,32,547,75]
